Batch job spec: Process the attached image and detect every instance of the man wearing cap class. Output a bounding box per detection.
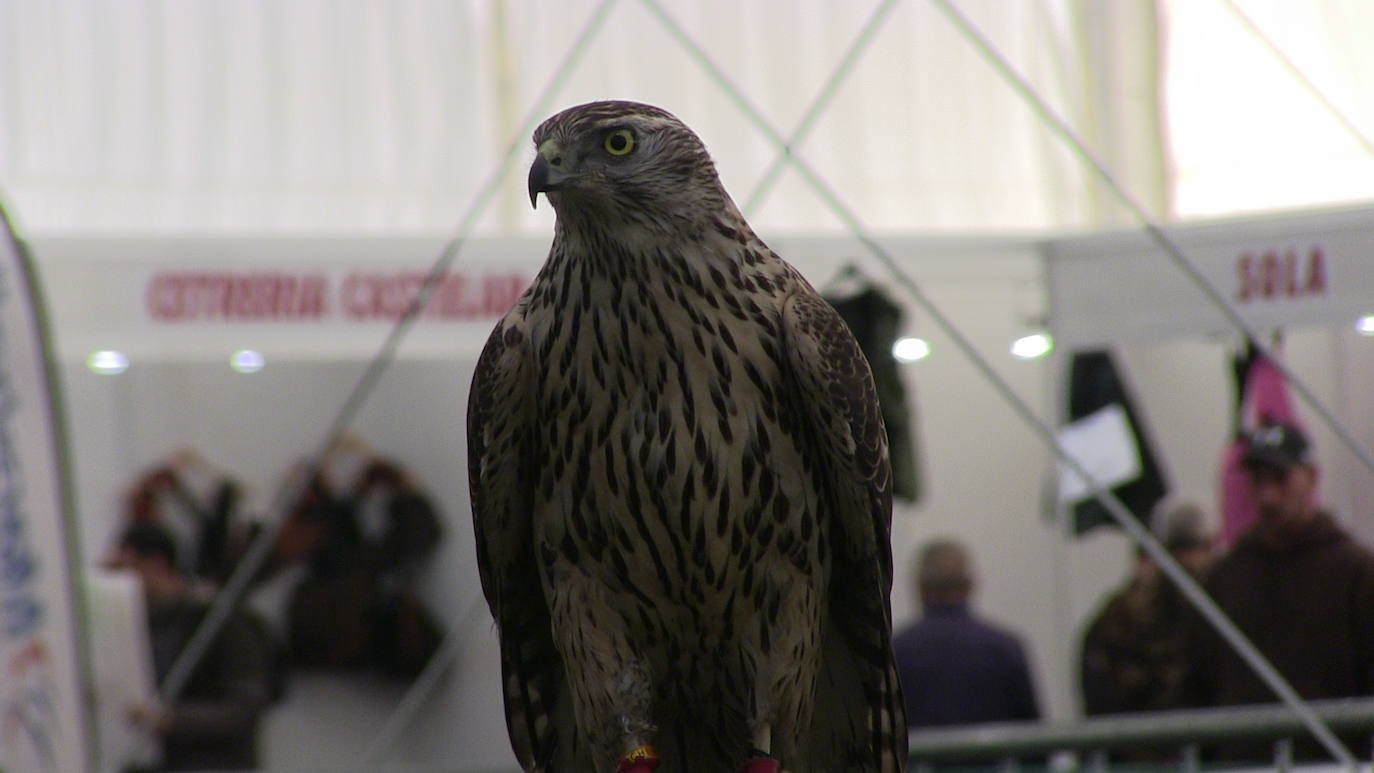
[1185,422,1374,755]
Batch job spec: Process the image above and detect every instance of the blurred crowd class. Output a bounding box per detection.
[895,420,1374,763]
[101,417,1374,769]
[102,439,445,772]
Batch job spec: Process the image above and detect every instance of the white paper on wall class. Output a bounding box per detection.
[1056,403,1142,503]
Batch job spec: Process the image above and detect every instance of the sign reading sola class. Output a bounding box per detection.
[1045,204,1373,349]
[0,205,92,773]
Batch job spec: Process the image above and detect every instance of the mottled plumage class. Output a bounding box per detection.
[468,101,905,772]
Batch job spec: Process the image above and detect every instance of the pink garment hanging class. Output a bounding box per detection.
[1217,347,1311,549]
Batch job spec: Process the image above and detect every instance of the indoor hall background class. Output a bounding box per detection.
[6,1,1374,770]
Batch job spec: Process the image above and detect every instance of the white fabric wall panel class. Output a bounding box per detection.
[1164,0,1374,217]
[1,0,1114,235]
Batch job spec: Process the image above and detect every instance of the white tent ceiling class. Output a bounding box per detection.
[7,0,1372,239]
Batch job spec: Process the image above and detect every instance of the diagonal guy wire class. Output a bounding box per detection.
[348,1,625,767]
[934,0,1374,486]
[153,0,623,766]
[740,0,901,217]
[1221,0,1374,158]
[362,3,884,765]
[642,0,1356,766]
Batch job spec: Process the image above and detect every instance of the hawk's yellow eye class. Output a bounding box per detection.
[603,129,635,156]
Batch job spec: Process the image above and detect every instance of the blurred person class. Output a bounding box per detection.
[894,538,1040,728]
[1080,501,1215,717]
[122,450,254,585]
[1185,422,1374,759]
[281,454,444,679]
[109,520,274,772]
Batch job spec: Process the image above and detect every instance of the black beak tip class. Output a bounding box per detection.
[528,156,550,211]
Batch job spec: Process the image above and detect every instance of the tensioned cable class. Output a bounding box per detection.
[152,0,623,762]
[934,0,1374,484]
[358,4,899,767]
[1221,0,1374,158]
[927,1,1360,765]
[641,0,1356,766]
[740,0,901,217]
[344,2,625,767]
[355,6,901,764]
[357,596,493,768]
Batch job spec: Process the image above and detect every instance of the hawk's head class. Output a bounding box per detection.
[528,101,725,233]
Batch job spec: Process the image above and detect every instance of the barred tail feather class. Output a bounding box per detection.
[496,608,589,771]
[805,615,907,772]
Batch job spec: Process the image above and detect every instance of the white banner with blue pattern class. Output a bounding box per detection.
[0,205,91,773]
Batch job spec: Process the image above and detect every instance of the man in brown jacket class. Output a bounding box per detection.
[1186,422,1374,759]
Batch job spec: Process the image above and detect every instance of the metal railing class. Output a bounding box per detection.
[908,699,1374,771]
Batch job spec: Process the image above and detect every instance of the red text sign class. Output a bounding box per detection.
[1236,246,1326,303]
[145,270,529,323]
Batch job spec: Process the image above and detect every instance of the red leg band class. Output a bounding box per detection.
[617,745,660,773]
[740,756,781,773]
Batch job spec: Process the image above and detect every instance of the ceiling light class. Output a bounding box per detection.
[892,337,930,363]
[230,349,265,373]
[1011,333,1053,360]
[87,350,129,375]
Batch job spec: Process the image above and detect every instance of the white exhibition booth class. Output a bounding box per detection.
[1047,203,1374,552]
[17,202,1374,770]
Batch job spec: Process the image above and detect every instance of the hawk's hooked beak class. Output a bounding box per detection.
[528,156,549,209]
[528,140,569,209]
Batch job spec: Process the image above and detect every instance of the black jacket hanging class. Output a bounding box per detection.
[1065,349,1168,534]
